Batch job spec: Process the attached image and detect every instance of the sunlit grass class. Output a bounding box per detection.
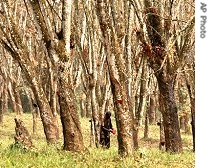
[0,112,194,168]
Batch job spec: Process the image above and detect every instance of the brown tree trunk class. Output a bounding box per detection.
[110,79,134,156]
[148,95,156,124]
[133,58,149,149]
[157,77,182,152]
[90,88,100,148]
[136,58,148,126]
[141,0,183,153]
[85,92,92,118]
[32,86,59,143]
[26,74,59,143]
[0,96,3,124]
[184,114,190,134]
[32,103,39,135]
[186,84,195,151]
[3,83,8,116]
[133,95,140,149]
[8,83,18,113]
[58,74,84,152]
[143,112,149,139]
[89,74,100,148]
[80,99,85,118]
[55,0,84,152]
[157,120,165,150]
[133,123,139,150]
[89,119,95,147]
[190,98,195,152]
[179,116,185,130]
[0,83,8,124]
[13,85,23,115]
[96,0,134,156]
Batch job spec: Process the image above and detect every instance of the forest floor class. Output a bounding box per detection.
[0,112,194,168]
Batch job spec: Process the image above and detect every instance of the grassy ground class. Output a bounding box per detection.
[0,112,194,168]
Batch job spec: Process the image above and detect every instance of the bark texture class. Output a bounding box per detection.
[96,0,134,156]
[56,0,84,152]
[142,1,183,152]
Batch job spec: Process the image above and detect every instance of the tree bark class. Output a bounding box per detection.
[58,79,84,151]
[30,81,59,143]
[85,92,92,118]
[0,2,60,143]
[80,99,85,118]
[0,95,3,124]
[179,116,185,130]
[157,120,165,150]
[143,112,149,139]
[186,84,195,151]
[12,83,23,115]
[90,84,100,148]
[96,0,134,156]
[110,77,134,156]
[0,82,8,124]
[148,95,156,124]
[141,0,183,153]
[56,0,84,152]
[184,114,190,134]
[32,102,39,135]
[8,82,18,113]
[157,76,182,152]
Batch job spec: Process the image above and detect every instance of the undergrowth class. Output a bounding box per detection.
[0,113,194,168]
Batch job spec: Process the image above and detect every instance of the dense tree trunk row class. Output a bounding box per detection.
[0,0,194,155]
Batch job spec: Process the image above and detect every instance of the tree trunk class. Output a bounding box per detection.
[110,79,134,156]
[56,0,84,152]
[179,116,185,130]
[157,120,165,150]
[184,114,190,134]
[8,82,18,113]
[96,0,134,156]
[80,99,85,118]
[85,92,92,118]
[32,85,59,143]
[133,58,149,149]
[3,83,8,116]
[90,85,100,148]
[190,99,195,152]
[2,47,60,143]
[32,103,39,135]
[0,96,3,124]
[58,74,84,152]
[186,84,195,151]
[13,84,23,115]
[136,58,148,126]
[157,76,182,152]
[133,122,139,150]
[148,95,156,124]
[143,112,149,139]
[89,119,95,147]
[133,95,139,149]
[0,83,8,124]
[141,0,183,153]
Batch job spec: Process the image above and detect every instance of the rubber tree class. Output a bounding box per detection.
[95,0,134,156]
[0,1,59,143]
[133,0,194,152]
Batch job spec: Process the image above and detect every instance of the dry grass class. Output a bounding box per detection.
[0,112,194,168]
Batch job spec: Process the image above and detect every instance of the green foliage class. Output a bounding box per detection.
[0,113,194,168]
